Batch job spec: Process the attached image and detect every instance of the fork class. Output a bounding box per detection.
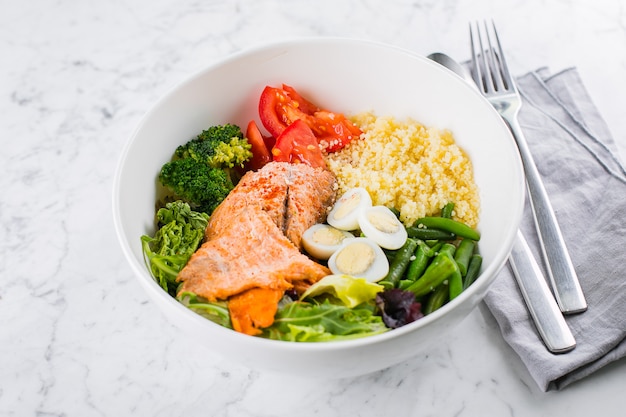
[469,21,587,314]
[427,51,576,352]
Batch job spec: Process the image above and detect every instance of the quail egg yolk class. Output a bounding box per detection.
[334,241,375,275]
[328,237,389,282]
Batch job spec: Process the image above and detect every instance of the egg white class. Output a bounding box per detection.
[327,187,372,231]
[358,205,408,250]
[327,237,389,282]
[301,224,355,260]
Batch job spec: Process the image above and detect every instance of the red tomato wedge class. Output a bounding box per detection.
[245,120,272,171]
[258,84,362,153]
[271,119,326,168]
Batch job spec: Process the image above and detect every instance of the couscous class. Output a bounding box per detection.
[325,112,480,228]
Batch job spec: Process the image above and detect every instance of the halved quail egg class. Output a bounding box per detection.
[301,224,355,260]
[327,237,389,282]
[326,187,372,231]
[358,205,408,250]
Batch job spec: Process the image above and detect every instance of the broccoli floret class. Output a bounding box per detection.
[175,124,253,169]
[159,158,234,214]
[159,124,254,215]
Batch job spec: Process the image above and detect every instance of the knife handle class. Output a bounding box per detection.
[507,118,587,314]
[509,230,576,353]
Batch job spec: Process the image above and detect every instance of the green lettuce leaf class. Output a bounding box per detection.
[262,300,388,342]
[301,274,384,308]
[177,291,232,328]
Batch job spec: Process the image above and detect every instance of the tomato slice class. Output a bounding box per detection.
[259,86,289,138]
[258,84,362,153]
[244,120,271,171]
[281,84,320,114]
[271,119,326,168]
[313,110,363,153]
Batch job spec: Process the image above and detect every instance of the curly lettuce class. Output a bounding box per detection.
[141,200,209,295]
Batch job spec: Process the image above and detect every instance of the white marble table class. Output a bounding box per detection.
[2,0,625,415]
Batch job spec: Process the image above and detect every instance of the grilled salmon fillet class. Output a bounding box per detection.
[177,204,329,301]
[206,161,336,248]
[206,163,290,239]
[177,162,337,335]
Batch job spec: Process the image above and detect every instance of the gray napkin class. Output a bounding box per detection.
[483,67,626,392]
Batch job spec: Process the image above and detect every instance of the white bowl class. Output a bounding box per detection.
[113,38,524,378]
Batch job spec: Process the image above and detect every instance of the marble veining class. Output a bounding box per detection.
[1,0,625,416]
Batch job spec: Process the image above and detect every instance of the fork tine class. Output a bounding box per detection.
[469,22,482,88]
[476,22,494,93]
[470,20,514,94]
[482,21,506,92]
[489,20,516,92]
[470,22,491,92]
[470,21,495,93]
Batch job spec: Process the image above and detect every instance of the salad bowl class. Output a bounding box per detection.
[113,38,524,378]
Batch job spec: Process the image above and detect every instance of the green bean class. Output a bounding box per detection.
[463,254,483,290]
[438,242,456,257]
[405,241,430,282]
[425,241,444,255]
[436,243,463,300]
[405,250,457,297]
[413,217,480,241]
[398,279,413,290]
[454,238,476,277]
[441,202,455,219]
[448,263,463,300]
[423,281,449,315]
[380,238,418,288]
[406,226,456,241]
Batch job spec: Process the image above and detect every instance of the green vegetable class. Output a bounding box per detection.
[159,158,234,214]
[177,291,231,328]
[423,281,449,315]
[425,241,444,254]
[438,242,455,257]
[406,226,456,241]
[441,202,455,219]
[301,274,384,308]
[159,124,253,214]
[140,201,209,295]
[405,241,430,282]
[463,254,483,289]
[405,249,457,297]
[262,300,388,342]
[454,238,476,276]
[412,217,480,241]
[175,124,252,170]
[379,238,419,288]
[439,243,463,300]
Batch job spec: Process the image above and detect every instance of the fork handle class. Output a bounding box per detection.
[507,117,587,314]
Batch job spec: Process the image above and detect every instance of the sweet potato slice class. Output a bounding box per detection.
[229,287,284,336]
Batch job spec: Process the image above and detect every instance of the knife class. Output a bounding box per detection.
[509,230,576,352]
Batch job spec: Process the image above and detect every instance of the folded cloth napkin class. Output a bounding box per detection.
[483,67,626,392]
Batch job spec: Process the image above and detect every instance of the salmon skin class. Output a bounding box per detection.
[177,161,337,335]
